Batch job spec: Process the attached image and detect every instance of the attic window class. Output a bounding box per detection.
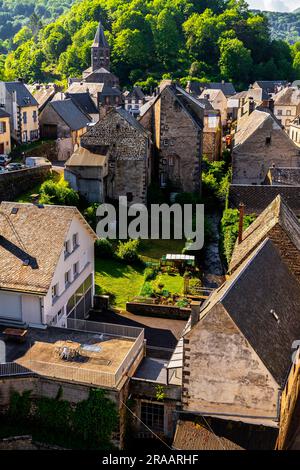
[265,136,271,145]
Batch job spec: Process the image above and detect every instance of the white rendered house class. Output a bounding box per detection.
[0,202,97,328]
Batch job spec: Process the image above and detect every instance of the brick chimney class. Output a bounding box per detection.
[190,301,201,328]
[238,202,245,244]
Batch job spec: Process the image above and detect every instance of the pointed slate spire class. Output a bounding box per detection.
[91,21,110,71]
[92,21,109,48]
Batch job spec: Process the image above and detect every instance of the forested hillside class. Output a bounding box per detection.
[260,10,300,44]
[1,0,300,90]
[0,0,75,47]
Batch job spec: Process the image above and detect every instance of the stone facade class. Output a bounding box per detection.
[232,110,300,185]
[139,84,203,193]
[0,166,50,202]
[81,108,151,204]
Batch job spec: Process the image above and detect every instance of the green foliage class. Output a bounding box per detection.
[2,0,298,86]
[220,208,255,266]
[39,178,80,206]
[9,390,32,421]
[201,157,231,206]
[117,239,142,265]
[73,389,118,448]
[36,396,73,432]
[83,203,99,230]
[95,238,114,259]
[155,385,166,401]
[139,281,154,297]
[144,266,158,282]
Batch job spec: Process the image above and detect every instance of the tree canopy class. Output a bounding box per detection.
[2,0,299,89]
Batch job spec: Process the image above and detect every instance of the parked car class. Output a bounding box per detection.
[6,163,27,172]
[25,156,52,168]
[0,155,11,166]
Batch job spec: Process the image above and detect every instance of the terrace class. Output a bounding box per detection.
[0,320,144,390]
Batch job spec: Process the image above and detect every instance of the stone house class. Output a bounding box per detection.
[289,115,300,147]
[139,82,204,193]
[0,81,39,144]
[181,236,300,436]
[39,99,91,161]
[232,109,300,184]
[65,146,109,203]
[273,86,300,128]
[81,107,152,204]
[124,86,146,117]
[199,98,222,161]
[199,88,228,126]
[0,202,97,328]
[252,80,288,99]
[0,109,11,154]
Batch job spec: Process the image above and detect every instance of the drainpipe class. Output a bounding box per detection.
[238,202,245,245]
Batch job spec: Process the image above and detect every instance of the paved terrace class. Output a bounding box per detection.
[0,320,144,390]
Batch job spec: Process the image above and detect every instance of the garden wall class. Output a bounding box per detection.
[0,166,50,202]
[126,302,191,320]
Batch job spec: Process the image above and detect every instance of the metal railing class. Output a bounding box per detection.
[66,318,143,340]
[19,359,116,388]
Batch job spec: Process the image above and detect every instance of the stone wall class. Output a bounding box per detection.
[126,301,190,320]
[0,166,50,202]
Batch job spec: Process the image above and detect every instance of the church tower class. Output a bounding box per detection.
[91,21,110,71]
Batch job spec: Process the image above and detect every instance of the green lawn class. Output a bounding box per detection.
[95,257,145,309]
[151,273,183,295]
[138,239,186,263]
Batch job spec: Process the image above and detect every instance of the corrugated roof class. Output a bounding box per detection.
[66,146,108,167]
[0,202,96,295]
[4,82,38,107]
[50,99,91,131]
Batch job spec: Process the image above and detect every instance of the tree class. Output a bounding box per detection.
[219,37,253,85]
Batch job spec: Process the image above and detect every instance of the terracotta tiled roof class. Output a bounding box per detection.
[0,203,95,295]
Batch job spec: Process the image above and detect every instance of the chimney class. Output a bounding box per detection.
[190,301,201,328]
[238,202,245,244]
[248,98,255,115]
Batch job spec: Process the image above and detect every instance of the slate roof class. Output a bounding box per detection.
[66,93,98,115]
[253,81,288,95]
[66,146,108,167]
[274,87,300,106]
[4,82,38,108]
[229,194,300,273]
[116,107,149,136]
[199,88,224,101]
[197,238,300,387]
[267,167,300,186]
[228,184,300,217]
[92,21,109,48]
[125,86,145,100]
[27,84,56,110]
[0,109,10,118]
[188,81,236,97]
[233,109,281,148]
[49,99,91,130]
[173,85,204,129]
[0,202,96,295]
[67,82,104,97]
[173,420,243,450]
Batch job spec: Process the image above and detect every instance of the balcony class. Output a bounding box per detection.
[0,320,145,390]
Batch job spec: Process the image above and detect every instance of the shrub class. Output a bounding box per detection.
[144,267,158,282]
[140,282,154,297]
[9,390,32,421]
[176,299,189,308]
[117,239,142,265]
[95,238,114,259]
[220,208,255,266]
[39,179,79,206]
[84,203,99,230]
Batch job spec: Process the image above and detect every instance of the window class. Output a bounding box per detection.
[72,233,79,249]
[65,270,71,287]
[64,240,71,257]
[23,112,27,124]
[265,136,271,145]
[140,402,164,433]
[73,262,79,277]
[52,283,59,299]
[277,109,282,116]
[30,130,38,141]
[0,122,6,134]
[33,110,37,122]
[286,110,291,116]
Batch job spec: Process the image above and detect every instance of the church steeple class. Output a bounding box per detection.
[91,21,110,71]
